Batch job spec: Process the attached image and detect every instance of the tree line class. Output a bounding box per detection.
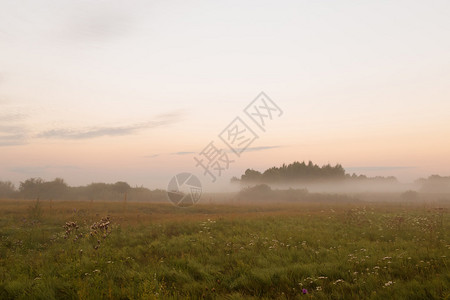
[231,160,398,184]
[232,161,346,183]
[415,175,450,193]
[0,178,167,202]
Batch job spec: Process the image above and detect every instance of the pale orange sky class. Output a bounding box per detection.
[1,0,450,190]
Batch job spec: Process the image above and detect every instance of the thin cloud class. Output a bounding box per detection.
[37,111,184,140]
[144,151,195,158]
[0,134,27,146]
[10,165,80,175]
[0,125,27,132]
[38,126,137,140]
[230,145,284,153]
[0,113,28,122]
[245,145,283,152]
[0,112,29,146]
[61,3,136,42]
[171,151,195,155]
[147,145,284,158]
[347,166,415,172]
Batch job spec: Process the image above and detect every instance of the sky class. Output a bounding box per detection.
[1,0,449,190]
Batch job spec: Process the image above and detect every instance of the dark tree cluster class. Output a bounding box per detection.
[232,161,400,185]
[234,161,346,184]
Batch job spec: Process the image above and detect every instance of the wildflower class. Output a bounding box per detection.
[384,281,394,286]
[302,288,308,294]
[316,286,322,291]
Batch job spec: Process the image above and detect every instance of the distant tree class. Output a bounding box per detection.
[0,181,16,198]
[113,181,131,194]
[230,176,240,183]
[401,190,419,201]
[347,173,368,180]
[262,167,281,182]
[417,175,450,193]
[19,178,44,199]
[237,185,309,202]
[238,184,272,201]
[18,178,69,200]
[42,178,69,199]
[241,169,262,182]
[85,183,110,201]
[113,181,131,202]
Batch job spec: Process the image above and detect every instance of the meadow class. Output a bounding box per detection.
[0,197,448,299]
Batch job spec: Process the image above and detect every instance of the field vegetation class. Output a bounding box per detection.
[0,197,449,299]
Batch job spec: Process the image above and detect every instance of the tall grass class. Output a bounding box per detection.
[0,199,448,299]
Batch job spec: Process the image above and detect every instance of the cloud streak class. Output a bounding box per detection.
[37,111,184,140]
[10,165,80,175]
[0,113,28,122]
[0,134,27,146]
[0,110,29,146]
[60,2,138,43]
[146,145,284,158]
[171,151,195,155]
[239,145,283,152]
[346,166,415,172]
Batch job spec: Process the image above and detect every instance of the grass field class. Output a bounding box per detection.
[0,198,449,299]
